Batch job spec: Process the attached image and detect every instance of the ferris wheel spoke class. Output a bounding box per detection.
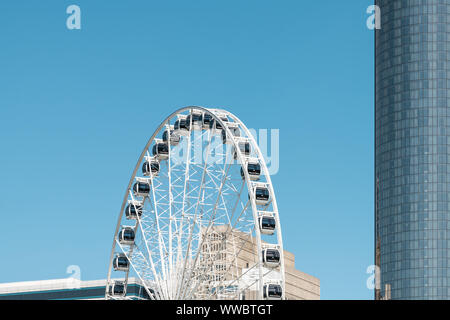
[176,128,214,299]
[115,240,161,300]
[240,267,276,296]
[212,266,275,300]
[166,122,175,295]
[179,158,233,299]
[186,220,256,300]
[144,172,171,297]
[170,120,193,299]
[228,180,246,222]
[214,199,252,251]
[133,203,168,299]
[205,252,257,299]
[136,192,168,260]
[202,168,239,228]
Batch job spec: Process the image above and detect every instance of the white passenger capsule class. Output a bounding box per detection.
[250,183,271,206]
[202,113,213,130]
[222,122,240,144]
[241,158,261,181]
[263,283,282,300]
[142,157,160,177]
[152,139,169,161]
[233,139,251,160]
[113,253,129,271]
[186,110,203,131]
[108,281,126,297]
[162,125,180,146]
[258,212,276,235]
[174,115,189,135]
[262,248,281,268]
[133,181,151,197]
[118,226,135,245]
[209,114,228,133]
[125,202,143,220]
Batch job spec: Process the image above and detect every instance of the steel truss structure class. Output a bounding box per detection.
[106,106,285,300]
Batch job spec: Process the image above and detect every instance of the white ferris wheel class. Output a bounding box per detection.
[106,106,285,300]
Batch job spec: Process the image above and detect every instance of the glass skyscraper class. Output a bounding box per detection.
[375,0,450,299]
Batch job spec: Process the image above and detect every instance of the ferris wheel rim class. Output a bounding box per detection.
[106,106,285,300]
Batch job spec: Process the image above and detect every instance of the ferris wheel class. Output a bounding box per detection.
[106,106,285,300]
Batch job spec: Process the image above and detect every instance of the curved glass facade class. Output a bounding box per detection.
[375,0,450,299]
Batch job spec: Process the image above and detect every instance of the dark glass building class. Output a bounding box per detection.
[375,0,450,299]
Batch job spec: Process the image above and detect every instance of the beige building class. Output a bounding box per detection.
[198,225,320,300]
[283,250,320,300]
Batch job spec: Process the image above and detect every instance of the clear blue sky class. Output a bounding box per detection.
[0,1,374,299]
